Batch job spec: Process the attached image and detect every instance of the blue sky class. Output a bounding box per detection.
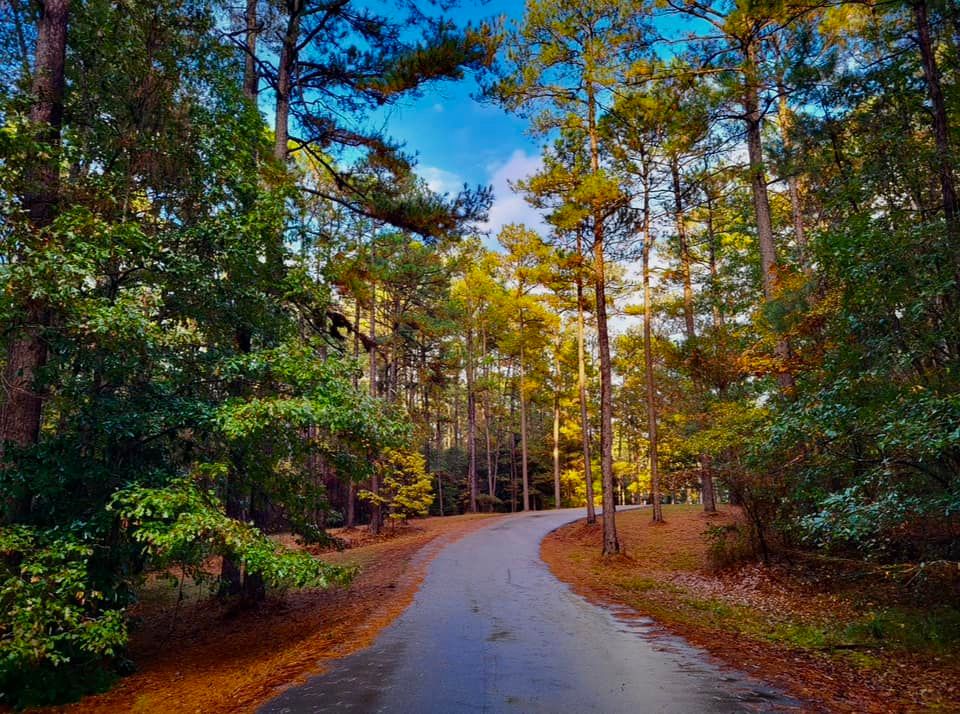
[378,0,696,242]
[370,1,722,337]
[375,0,548,237]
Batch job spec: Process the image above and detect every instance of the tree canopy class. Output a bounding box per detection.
[2,0,959,705]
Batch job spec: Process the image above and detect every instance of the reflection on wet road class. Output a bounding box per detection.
[260,508,805,713]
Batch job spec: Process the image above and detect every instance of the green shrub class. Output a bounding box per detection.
[703,522,756,571]
[0,527,128,707]
[0,477,356,709]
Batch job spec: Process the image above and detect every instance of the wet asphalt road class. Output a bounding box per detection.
[260,508,803,714]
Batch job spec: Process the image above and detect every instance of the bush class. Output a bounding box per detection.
[703,522,756,571]
[0,527,128,707]
[362,449,434,523]
[476,493,504,512]
[0,476,357,709]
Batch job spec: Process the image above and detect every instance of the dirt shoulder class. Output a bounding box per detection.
[63,513,502,714]
[541,505,960,713]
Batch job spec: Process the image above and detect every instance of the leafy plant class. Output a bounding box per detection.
[362,448,434,523]
[0,527,127,707]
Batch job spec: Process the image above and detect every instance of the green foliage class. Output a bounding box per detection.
[0,0,450,703]
[0,527,127,707]
[0,474,356,708]
[110,477,356,589]
[841,607,960,653]
[3,0,960,702]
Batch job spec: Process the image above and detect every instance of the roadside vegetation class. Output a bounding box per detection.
[2,0,959,706]
[62,514,499,714]
[543,506,960,712]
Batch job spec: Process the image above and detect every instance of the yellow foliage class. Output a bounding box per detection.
[361,448,434,522]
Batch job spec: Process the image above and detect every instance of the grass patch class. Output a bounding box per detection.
[842,606,960,653]
[618,576,682,594]
[541,504,960,713]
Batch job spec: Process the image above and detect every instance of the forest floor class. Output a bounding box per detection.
[58,513,502,714]
[542,505,960,713]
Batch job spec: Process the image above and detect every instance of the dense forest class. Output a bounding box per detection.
[1,0,958,706]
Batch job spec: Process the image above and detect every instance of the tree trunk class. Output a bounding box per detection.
[491,360,502,502]
[1,0,71,520]
[243,0,259,100]
[672,158,716,514]
[452,379,460,450]
[638,153,663,524]
[508,363,517,513]
[743,54,795,393]
[575,232,597,524]
[220,328,267,602]
[243,488,268,603]
[274,0,301,161]
[437,472,444,516]
[343,298,362,528]
[553,335,562,509]
[519,338,530,511]
[482,329,495,499]
[594,242,617,548]
[913,0,960,250]
[368,242,381,535]
[671,158,695,339]
[588,83,619,554]
[0,324,47,458]
[643,236,663,524]
[220,462,245,598]
[466,326,478,513]
[705,188,726,331]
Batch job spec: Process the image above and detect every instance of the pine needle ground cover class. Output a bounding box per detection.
[542,505,960,713]
[56,514,500,714]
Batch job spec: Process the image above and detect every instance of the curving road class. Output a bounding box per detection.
[260,508,803,713]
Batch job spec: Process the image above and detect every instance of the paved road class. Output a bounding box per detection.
[261,509,803,713]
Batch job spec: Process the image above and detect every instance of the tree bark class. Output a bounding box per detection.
[913,0,960,249]
[575,232,597,524]
[274,0,301,161]
[343,298,362,528]
[452,379,460,450]
[220,469,245,597]
[743,51,795,393]
[1,0,71,516]
[437,472,444,516]
[705,187,726,331]
[466,326,478,513]
[552,335,562,509]
[482,328,496,499]
[672,159,716,514]
[368,240,381,535]
[639,156,663,525]
[519,338,530,511]
[508,370,517,513]
[243,0,259,100]
[643,232,663,524]
[587,83,619,554]
[671,159,695,339]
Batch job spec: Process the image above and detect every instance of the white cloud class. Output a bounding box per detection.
[418,165,464,195]
[476,149,548,241]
